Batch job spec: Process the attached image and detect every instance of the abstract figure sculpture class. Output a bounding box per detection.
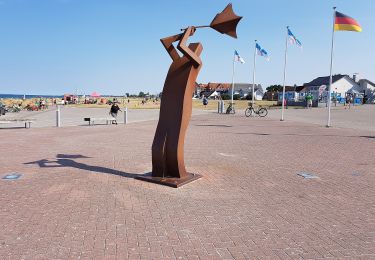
[136,4,242,187]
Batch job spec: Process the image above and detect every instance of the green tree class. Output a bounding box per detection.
[266,85,282,92]
[138,91,146,98]
[245,94,253,100]
[221,94,231,100]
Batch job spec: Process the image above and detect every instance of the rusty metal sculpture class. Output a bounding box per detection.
[136,4,242,188]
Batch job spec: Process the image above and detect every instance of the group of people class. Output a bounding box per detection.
[38,98,47,110]
[304,92,355,109]
[330,93,355,108]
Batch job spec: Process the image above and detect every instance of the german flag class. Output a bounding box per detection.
[335,11,362,32]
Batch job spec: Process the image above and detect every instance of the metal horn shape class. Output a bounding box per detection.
[209,3,242,38]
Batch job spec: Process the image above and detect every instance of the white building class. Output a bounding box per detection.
[358,79,375,103]
[302,74,360,101]
[199,82,264,100]
[277,86,305,102]
[231,83,264,100]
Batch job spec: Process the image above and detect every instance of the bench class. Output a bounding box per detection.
[0,119,34,128]
[84,117,116,126]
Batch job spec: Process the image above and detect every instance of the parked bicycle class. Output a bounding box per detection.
[226,103,235,114]
[245,102,268,117]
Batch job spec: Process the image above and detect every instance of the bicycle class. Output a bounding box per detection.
[245,103,268,117]
[226,103,235,114]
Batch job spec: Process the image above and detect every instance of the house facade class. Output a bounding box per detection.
[230,83,263,100]
[276,86,305,102]
[302,74,360,102]
[358,79,375,103]
[197,82,264,100]
[263,74,375,105]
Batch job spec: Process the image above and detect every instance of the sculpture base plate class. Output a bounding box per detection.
[135,173,202,188]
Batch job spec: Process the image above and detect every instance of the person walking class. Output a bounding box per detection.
[345,94,353,109]
[283,97,288,109]
[109,101,121,124]
[203,96,208,107]
[306,93,313,109]
[332,92,337,107]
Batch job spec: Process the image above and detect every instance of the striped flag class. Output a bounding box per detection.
[256,43,270,61]
[326,9,362,127]
[335,11,362,32]
[234,50,245,63]
[287,28,302,48]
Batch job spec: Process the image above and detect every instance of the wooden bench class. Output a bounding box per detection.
[84,117,116,126]
[0,119,34,128]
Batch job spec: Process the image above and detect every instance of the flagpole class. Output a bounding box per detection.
[327,7,336,127]
[252,40,257,105]
[231,52,235,105]
[281,26,289,121]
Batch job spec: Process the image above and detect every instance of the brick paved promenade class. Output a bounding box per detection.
[1,112,375,259]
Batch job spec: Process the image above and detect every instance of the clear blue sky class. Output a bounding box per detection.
[0,0,373,95]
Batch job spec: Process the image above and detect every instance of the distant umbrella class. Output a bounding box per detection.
[90,92,101,97]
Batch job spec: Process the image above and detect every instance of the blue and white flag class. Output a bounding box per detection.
[288,28,302,48]
[234,50,245,64]
[255,43,270,61]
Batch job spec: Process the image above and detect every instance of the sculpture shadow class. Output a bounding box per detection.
[25,154,138,179]
[360,136,375,139]
[195,124,232,128]
[229,132,375,139]
[236,132,270,136]
[0,126,29,130]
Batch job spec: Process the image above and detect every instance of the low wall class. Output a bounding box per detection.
[278,100,318,107]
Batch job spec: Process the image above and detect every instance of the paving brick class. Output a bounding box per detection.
[1,111,375,259]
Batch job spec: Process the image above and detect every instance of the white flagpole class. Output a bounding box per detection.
[252,40,257,105]
[281,27,289,121]
[327,7,336,127]
[231,52,235,105]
